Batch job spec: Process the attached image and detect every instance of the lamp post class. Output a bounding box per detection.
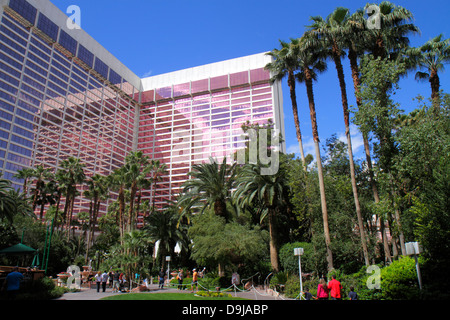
[405,242,423,290]
[294,247,304,300]
[166,256,171,287]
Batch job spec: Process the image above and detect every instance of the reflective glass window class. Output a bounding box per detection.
[94,57,108,78]
[9,0,37,25]
[77,44,94,68]
[58,29,77,55]
[37,13,59,41]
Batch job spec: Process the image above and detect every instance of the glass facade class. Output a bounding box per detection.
[0,0,139,216]
[0,0,283,224]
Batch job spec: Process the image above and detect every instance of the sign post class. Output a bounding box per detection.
[294,248,304,300]
[405,242,423,290]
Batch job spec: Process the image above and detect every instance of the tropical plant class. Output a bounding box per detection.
[266,41,307,168]
[180,157,236,222]
[407,34,450,107]
[307,6,370,266]
[291,35,334,271]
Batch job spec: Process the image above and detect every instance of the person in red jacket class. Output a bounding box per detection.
[327,274,343,300]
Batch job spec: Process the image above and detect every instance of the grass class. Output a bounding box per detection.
[100,292,248,301]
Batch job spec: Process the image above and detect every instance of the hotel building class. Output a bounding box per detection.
[0,0,284,220]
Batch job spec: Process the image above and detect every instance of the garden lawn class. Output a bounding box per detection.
[100,292,248,301]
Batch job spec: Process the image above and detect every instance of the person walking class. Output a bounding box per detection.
[158,268,165,289]
[191,268,198,293]
[95,272,102,293]
[328,274,343,300]
[101,271,108,292]
[316,278,329,300]
[112,271,120,293]
[177,269,184,290]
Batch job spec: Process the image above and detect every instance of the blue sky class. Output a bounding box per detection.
[54,0,450,162]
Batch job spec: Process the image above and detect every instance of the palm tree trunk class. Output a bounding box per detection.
[304,66,333,272]
[268,208,279,272]
[430,69,441,109]
[332,47,370,266]
[288,70,307,168]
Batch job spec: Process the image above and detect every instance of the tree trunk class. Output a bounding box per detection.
[430,68,441,109]
[288,70,306,168]
[268,208,279,272]
[304,66,333,272]
[333,46,370,266]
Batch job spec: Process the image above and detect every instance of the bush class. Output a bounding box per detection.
[380,256,421,300]
[15,277,67,300]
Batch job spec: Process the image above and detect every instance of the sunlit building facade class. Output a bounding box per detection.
[0,0,284,220]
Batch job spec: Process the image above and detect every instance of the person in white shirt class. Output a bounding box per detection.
[101,271,109,292]
[95,272,102,292]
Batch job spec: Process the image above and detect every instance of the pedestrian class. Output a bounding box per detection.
[108,270,113,288]
[112,270,120,293]
[327,274,343,300]
[348,286,358,300]
[2,267,23,300]
[177,269,184,290]
[95,272,102,293]
[191,268,198,293]
[316,278,329,300]
[302,287,313,300]
[101,270,108,292]
[158,268,165,289]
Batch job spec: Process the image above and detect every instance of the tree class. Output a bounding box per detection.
[0,177,16,223]
[181,157,236,222]
[292,35,334,271]
[266,41,307,168]
[84,174,108,262]
[13,168,34,195]
[144,203,188,270]
[407,34,450,107]
[55,157,86,236]
[307,6,370,266]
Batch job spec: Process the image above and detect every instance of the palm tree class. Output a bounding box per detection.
[407,34,450,107]
[123,151,153,230]
[233,163,289,272]
[108,165,128,241]
[13,168,34,195]
[149,159,168,212]
[307,7,370,266]
[56,157,86,235]
[0,176,15,223]
[266,41,307,168]
[36,179,58,220]
[144,204,188,270]
[84,174,109,262]
[292,35,334,271]
[181,157,236,221]
[30,165,53,212]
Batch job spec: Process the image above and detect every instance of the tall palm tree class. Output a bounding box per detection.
[56,157,86,235]
[84,174,108,262]
[266,41,307,168]
[30,165,53,212]
[123,151,153,230]
[181,157,236,222]
[36,179,58,220]
[108,165,128,241]
[292,36,334,271]
[307,7,370,266]
[407,34,450,107]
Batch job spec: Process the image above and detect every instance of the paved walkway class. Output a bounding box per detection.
[55,284,290,301]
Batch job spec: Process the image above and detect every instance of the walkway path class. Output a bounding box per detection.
[55,284,291,301]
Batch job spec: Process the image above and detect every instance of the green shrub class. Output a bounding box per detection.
[380,256,421,300]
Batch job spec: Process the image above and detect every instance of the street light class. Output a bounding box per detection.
[294,248,304,300]
[405,242,423,290]
[166,256,171,287]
